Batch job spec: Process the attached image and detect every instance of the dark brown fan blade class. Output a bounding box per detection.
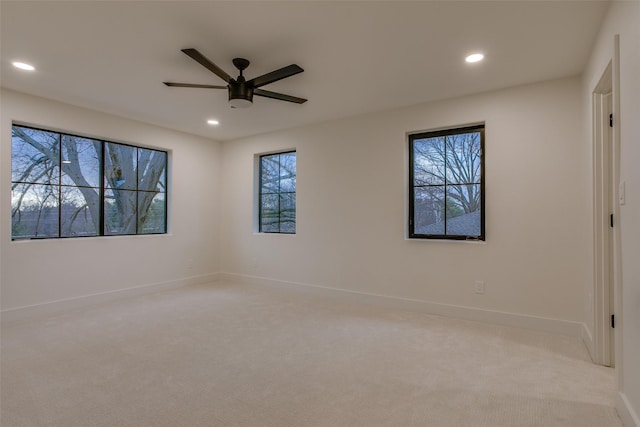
[248,64,303,88]
[164,82,227,89]
[254,89,307,104]
[181,48,232,83]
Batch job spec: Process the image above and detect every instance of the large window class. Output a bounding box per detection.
[11,124,167,240]
[259,151,296,233]
[409,124,484,240]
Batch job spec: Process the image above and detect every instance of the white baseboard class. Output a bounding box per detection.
[4,271,586,339]
[618,392,640,427]
[219,272,583,337]
[581,322,595,361]
[1,273,220,323]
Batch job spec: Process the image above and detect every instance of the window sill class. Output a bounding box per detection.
[405,237,486,244]
[253,232,297,236]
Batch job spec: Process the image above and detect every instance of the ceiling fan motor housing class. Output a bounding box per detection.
[228,77,253,108]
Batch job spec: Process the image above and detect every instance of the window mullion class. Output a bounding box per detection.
[57,134,62,238]
[443,135,447,236]
[277,154,282,233]
[135,148,139,235]
[100,141,105,236]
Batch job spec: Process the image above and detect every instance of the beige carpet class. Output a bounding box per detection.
[1,281,622,427]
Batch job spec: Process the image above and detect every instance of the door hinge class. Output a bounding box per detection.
[610,213,614,228]
[610,113,613,128]
[611,314,615,328]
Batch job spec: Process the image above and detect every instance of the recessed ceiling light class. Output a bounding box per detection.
[12,61,35,71]
[465,53,484,63]
[207,119,219,126]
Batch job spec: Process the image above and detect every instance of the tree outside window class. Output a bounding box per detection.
[409,125,484,240]
[11,125,167,239]
[259,151,296,233]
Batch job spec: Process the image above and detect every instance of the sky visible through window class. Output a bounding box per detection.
[410,126,484,239]
[260,151,296,234]
[11,125,167,239]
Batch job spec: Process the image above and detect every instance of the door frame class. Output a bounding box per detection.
[591,35,621,368]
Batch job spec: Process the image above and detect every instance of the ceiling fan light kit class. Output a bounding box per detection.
[229,97,252,109]
[164,48,307,108]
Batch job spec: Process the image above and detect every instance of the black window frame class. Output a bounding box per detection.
[408,124,485,241]
[258,150,296,234]
[10,123,168,240]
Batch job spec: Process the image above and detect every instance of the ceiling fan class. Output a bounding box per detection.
[164,48,307,108]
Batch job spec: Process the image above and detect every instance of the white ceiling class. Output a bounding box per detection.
[1,1,608,142]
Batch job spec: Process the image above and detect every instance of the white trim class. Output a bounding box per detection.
[219,272,583,337]
[592,60,614,366]
[0,273,219,323]
[617,392,640,427]
[581,322,595,361]
[612,32,624,395]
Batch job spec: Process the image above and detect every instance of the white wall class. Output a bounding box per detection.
[583,1,640,425]
[220,76,591,327]
[0,89,221,314]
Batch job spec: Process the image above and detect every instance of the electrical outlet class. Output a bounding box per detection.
[474,280,485,294]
